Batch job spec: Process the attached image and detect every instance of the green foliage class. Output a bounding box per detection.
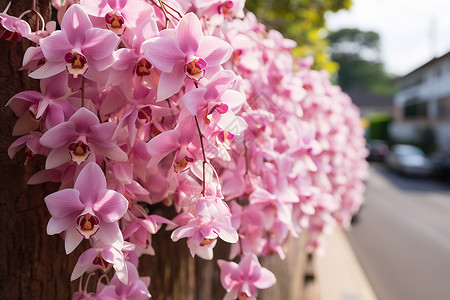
[328,28,397,95]
[367,112,391,141]
[245,0,352,73]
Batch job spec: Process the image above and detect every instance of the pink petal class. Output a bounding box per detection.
[218,225,238,243]
[71,248,97,280]
[46,212,78,235]
[40,122,76,148]
[28,61,66,79]
[61,4,92,47]
[6,91,42,116]
[217,259,238,289]
[45,188,83,218]
[176,13,203,54]
[80,0,111,16]
[40,31,72,62]
[93,189,128,222]
[108,0,127,10]
[12,113,38,136]
[45,147,71,169]
[40,72,69,99]
[203,70,235,100]
[82,28,119,61]
[146,129,180,166]
[65,227,84,254]
[196,36,232,66]
[95,144,128,162]
[45,105,65,129]
[27,168,62,184]
[95,221,124,248]
[220,90,245,113]
[156,64,185,100]
[171,225,198,241]
[7,135,28,159]
[70,107,100,133]
[89,122,116,144]
[182,88,207,115]
[142,36,185,73]
[253,268,277,289]
[74,162,107,206]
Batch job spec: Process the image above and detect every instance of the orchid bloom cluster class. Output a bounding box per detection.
[4,0,368,299]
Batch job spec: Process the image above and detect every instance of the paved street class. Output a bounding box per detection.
[346,163,450,300]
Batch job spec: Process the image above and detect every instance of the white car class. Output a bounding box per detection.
[386,144,434,176]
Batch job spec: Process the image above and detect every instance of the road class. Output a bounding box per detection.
[346,163,450,300]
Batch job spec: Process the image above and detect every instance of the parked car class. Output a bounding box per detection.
[386,144,434,177]
[366,139,389,161]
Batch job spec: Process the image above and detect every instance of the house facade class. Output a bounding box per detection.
[391,52,450,153]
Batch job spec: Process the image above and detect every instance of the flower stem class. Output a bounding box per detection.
[194,115,207,196]
[158,0,170,29]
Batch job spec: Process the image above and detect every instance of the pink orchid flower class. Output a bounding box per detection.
[44,162,128,254]
[40,107,127,169]
[123,214,174,255]
[80,0,155,43]
[0,3,32,42]
[217,253,276,300]
[142,12,232,100]
[6,72,75,134]
[96,261,151,300]
[71,241,128,284]
[182,70,248,135]
[171,197,238,260]
[30,4,119,79]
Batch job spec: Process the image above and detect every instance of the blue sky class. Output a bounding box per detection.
[325,0,450,76]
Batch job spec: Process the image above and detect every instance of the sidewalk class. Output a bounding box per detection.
[315,227,378,300]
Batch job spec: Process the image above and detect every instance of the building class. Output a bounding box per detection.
[390,51,450,153]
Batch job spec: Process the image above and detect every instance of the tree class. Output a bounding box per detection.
[245,0,352,72]
[328,28,396,95]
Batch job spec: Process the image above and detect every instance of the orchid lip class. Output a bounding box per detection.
[185,57,207,80]
[135,58,152,77]
[68,140,91,165]
[105,11,126,36]
[76,212,100,239]
[64,50,88,78]
[137,106,153,123]
[92,251,110,270]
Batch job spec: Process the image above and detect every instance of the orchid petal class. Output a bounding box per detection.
[182,88,207,115]
[142,36,184,73]
[65,227,84,254]
[28,62,66,79]
[95,221,124,248]
[71,248,98,280]
[47,212,78,235]
[45,188,83,218]
[40,122,76,148]
[156,64,185,100]
[61,4,92,47]
[196,36,232,66]
[176,13,202,54]
[93,189,128,222]
[74,162,106,206]
[45,147,71,169]
[40,31,72,62]
[82,28,120,61]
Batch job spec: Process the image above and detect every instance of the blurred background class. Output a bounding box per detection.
[247,0,450,299]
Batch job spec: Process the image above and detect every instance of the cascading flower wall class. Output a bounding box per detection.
[3,0,368,299]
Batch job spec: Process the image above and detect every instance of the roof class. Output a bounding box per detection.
[397,51,450,80]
